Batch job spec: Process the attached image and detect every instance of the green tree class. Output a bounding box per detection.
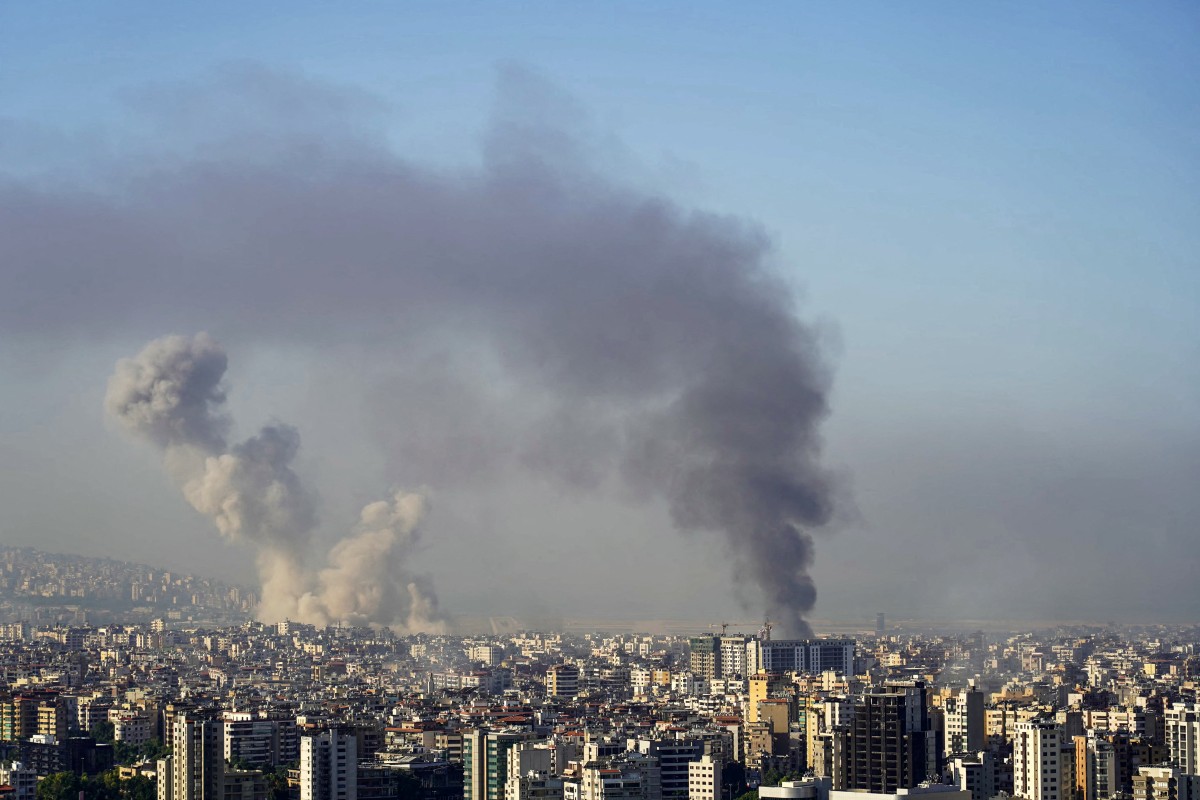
[141,739,170,762]
[122,774,155,800]
[90,721,115,744]
[266,763,295,800]
[36,771,81,800]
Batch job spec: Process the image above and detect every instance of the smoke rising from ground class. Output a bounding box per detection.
[298,490,444,633]
[13,66,836,635]
[105,333,445,631]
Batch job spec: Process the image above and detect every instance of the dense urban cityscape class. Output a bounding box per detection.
[1,550,1197,800]
[3,10,1195,800]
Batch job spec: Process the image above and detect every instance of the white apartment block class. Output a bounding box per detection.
[1166,704,1199,775]
[1014,720,1062,800]
[687,755,721,800]
[300,729,357,800]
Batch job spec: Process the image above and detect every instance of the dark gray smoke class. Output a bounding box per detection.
[5,65,836,635]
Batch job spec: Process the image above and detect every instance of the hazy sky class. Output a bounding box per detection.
[1,2,1197,626]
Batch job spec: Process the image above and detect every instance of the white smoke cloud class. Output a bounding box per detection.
[297,490,445,632]
[106,333,443,632]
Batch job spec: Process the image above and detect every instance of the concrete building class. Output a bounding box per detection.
[1074,731,1126,800]
[300,729,357,800]
[547,666,581,699]
[688,638,720,681]
[848,682,937,793]
[944,682,985,756]
[630,738,703,800]
[686,755,721,800]
[224,711,299,768]
[0,761,37,800]
[748,640,855,677]
[1166,704,1199,775]
[946,753,1001,800]
[1013,719,1062,800]
[565,753,661,800]
[507,773,565,800]
[221,770,268,800]
[171,712,226,800]
[157,756,174,800]
[470,646,503,666]
[112,709,155,747]
[464,729,541,800]
[720,636,753,679]
[1133,766,1198,800]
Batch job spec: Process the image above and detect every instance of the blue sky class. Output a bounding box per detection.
[1,2,1197,624]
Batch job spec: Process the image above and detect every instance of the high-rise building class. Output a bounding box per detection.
[222,770,269,800]
[1014,720,1063,800]
[464,729,540,800]
[171,712,226,800]
[157,756,174,800]
[1074,731,1132,800]
[630,738,703,800]
[944,681,985,756]
[720,635,753,679]
[547,665,580,699]
[810,729,850,788]
[300,729,357,800]
[947,752,1001,800]
[1166,704,1199,775]
[747,640,855,677]
[1,692,66,743]
[847,682,937,793]
[224,711,299,768]
[747,674,779,725]
[689,638,720,681]
[687,755,721,800]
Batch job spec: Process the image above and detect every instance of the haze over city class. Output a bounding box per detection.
[2,2,1198,628]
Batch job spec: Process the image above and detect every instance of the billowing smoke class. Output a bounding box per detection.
[180,424,316,622]
[104,333,228,453]
[299,490,445,633]
[105,333,444,631]
[9,66,836,635]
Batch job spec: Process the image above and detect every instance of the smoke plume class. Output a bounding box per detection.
[299,490,445,633]
[104,332,228,453]
[105,333,444,631]
[12,65,836,635]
